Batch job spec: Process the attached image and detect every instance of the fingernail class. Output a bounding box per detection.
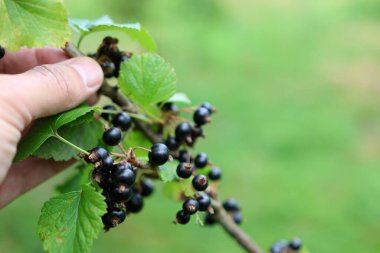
[69,57,103,88]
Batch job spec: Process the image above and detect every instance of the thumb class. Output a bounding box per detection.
[2,57,103,123]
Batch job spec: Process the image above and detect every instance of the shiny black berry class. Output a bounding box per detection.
[177,149,191,163]
[204,213,216,225]
[176,162,193,179]
[191,126,203,139]
[103,127,122,146]
[140,179,154,197]
[126,193,144,213]
[92,167,109,187]
[233,211,243,225]
[101,105,116,120]
[161,102,179,113]
[112,112,132,131]
[99,155,114,170]
[175,122,192,141]
[200,102,215,114]
[176,210,190,225]
[182,198,199,215]
[87,147,108,163]
[208,167,222,180]
[193,107,210,126]
[111,163,136,186]
[197,195,211,211]
[289,238,302,250]
[165,136,180,151]
[110,184,133,202]
[148,143,169,166]
[194,152,208,168]
[102,208,126,228]
[0,46,5,59]
[222,198,240,212]
[270,240,288,253]
[192,174,208,191]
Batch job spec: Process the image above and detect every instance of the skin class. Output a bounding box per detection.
[0,47,103,208]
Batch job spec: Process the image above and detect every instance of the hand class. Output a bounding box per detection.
[0,47,103,208]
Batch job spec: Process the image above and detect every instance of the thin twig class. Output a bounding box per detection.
[64,42,263,253]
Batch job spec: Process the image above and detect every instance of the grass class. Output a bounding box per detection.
[1,0,380,252]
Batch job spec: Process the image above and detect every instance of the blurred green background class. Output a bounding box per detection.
[2,0,380,252]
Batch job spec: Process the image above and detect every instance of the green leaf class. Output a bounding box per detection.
[119,53,177,107]
[38,185,106,253]
[158,161,178,182]
[166,92,191,104]
[70,16,157,52]
[0,0,70,51]
[15,105,95,161]
[123,130,152,156]
[34,120,103,161]
[56,163,93,194]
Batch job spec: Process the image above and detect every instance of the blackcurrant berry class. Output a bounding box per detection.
[0,46,5,59]
[112,112,132,131]
[197,195,211,211]
[111,163,136,186]
[232,211,243,225]
[176,162,193,179]
[200,102,215,114]
[175,122,192,141]
[101,105,116,120]
[102,208,126,228]
[208,167,222,180]
[177,149,191,163]
[204,213,216,225]
[193,107,210,126]
[92,167,109,187]
[99,155,114,170]
[110,184,133,202]
[87,147,108,163]
[126,193,144,213]
[289,238,302,250]
[148,143,170,166]
[165,136,180,151]
[161,102,179,113]
[192,174,208,191]
[103,127,122,146]
[182,198,199,215]
[222,198,240,212]
[140,179,154,197]
[101,61,116,78]
[270,240,288,253]
[191,126,203,139]
[194,152,208,168]
[176,210,190,225]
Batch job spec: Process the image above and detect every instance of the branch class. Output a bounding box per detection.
[64,42,263,253]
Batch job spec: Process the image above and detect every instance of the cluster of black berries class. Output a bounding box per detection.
[101,105,132,146]
[86,143,170,230]
[175,194,212,225]
[270,238,302,253]
[204,198,242,226]
[164,102,215,149]
[0,46,5,60]
[88,36,133,78]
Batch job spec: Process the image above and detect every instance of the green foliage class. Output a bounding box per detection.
[70,16,156,52]
[56,163,93,194]
[119,53,177,108]
[158,161,178,182]
[15,105,96,161]
[166,92,192,104]
[38,185,107,253]
[0,0,70,51]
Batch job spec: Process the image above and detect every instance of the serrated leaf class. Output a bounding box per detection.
[158,161,178,182]
[34,120,102,161]
[166,92,191,104]
[56,163,93,194]
[119,53,177,107]
[15,105,95,161]
[0,0,70,51]
[38,185,106,253]
[70,16,156,52]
